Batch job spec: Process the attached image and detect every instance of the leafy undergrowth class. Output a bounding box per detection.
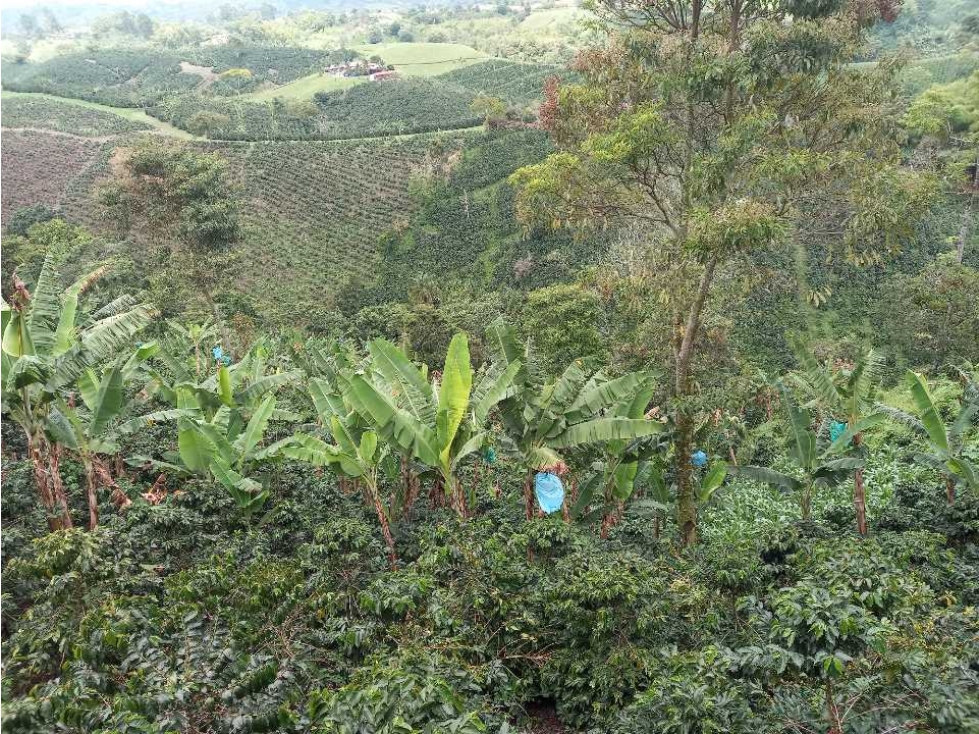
[2,456,977,734]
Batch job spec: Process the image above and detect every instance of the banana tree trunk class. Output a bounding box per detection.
[366,477,397,568]
[400,455,419,517]
[946,475,956,505]
[801,483,813,524]
[113,454,126,480]
[853,433,867,536]
[430,474,446,509]
[95,459,131,509]
[449,476,468,520]
[523,470,535,520]
[28,433,63,531]
[84,458,100,530]
[47,443,74,531]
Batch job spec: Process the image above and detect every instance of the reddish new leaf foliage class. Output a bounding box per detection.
[539,76,560,133]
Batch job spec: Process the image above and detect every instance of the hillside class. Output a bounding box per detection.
[436,59,572,108]
[2,3,979,734]
[354,42,488,76]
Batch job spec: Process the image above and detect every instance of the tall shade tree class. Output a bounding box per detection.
[508,0,934,544]
[99,145,241,320]
[1,253,153,530]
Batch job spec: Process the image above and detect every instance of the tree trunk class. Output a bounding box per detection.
[113,453,126,480]
[957,154,977,263]
[370,486,397,569]
[450,477,468,519]
[853,433,867,536]
[28,433,61,531]
[801,484,813,524]
[523,470,535,520]
[399,455,418,518]
[853,469,867,536]
[690,0,702,40]
[673,255,719,547]
[946,475,956,505]
[675,411,698,546]
[84,460,100,530]
[430,474,446,509]
[48,443,74,531]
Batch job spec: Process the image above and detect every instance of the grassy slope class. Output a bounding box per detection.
[518,7,584,31]
[243,73,364,101]
[354,42,489,76]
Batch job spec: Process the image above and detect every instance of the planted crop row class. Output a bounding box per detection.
[1,96,153,136]
[183,46,357,89]
[1,50,200,107]
[149,78,481,141]
[1,45,358,107]
[436,59,572,107]
[313,78,480,138]
[0,131,103,220]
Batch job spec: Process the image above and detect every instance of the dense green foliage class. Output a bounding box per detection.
[2,1,979,732]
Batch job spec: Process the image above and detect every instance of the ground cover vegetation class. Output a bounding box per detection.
[1,0,979,733]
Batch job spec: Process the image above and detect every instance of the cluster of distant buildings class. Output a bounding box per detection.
[324,60,398,81]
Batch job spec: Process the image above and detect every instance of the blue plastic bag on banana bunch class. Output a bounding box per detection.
[534,472,565,514]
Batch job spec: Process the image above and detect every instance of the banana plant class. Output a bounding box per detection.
[280,379,398,565]
[789,337,887,535]
[136,330,302,513]
[624,457,727,540]
[903,371,978,503]
[1,251,154,531]
[340,333,519,518]
[570,377,661,533]
[144,388,290,518]
[44,348,186,529]
[736,384,864,523]
[147,335,300,423]
[486,319,664,519]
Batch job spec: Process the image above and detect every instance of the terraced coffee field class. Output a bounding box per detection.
[207,139,437,323]
[436,60,570,107]
[0,126,467,325]
[1,93,154,136]
[0,130,106,220]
